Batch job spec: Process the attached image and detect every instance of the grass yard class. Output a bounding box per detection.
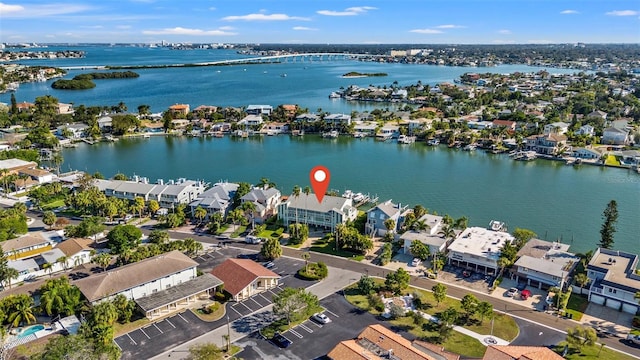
[41,199,66,210]
[191,301,225,322]
[564,293,589,321]
[554,342,637,360]
[230,225,247,238]
[113,317,151,337]
[257,227,284,240]
[604,155,621,166]
[310,239,365,261]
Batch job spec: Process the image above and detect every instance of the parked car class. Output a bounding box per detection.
[506,287,518,297]
[245,235,263,244]
[462,270,472,278]
[627,333,640,345]
[263,262,275,269]
[272,333,292,348]
[411,258,421,267]
[312,312,331,324]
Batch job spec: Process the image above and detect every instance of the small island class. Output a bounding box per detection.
[52,71,140,90]
[341,71,388,78]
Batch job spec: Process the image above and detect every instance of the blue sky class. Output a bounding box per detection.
[0,0,638,44]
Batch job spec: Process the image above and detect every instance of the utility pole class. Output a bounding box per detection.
[226,315,231,351]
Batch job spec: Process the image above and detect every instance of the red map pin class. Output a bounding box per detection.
[310,165,331,203]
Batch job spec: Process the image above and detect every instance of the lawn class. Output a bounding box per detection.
[191,301,225,322]
[344,282,519,342]
[256,227,284,240]
[41,199,66,210]
[230,225,247,238]
[604,155,621,166]
[309,239,365,261]
[113,317,151,337]
[554,342,637,360]
[564,293,589,321]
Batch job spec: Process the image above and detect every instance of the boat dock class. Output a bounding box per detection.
[342,189,379,207]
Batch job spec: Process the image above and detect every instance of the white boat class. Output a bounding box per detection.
[342,190,354,199]
[329,92,341,99]
[398,135,416,144]
[463,144,477,151]
[353,132,366,138]
[426,138,440,146]
[280,73,287,77]
[322,130,339,138]
[143,133,151,139]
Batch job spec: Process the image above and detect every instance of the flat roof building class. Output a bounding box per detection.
[447,223,514,275]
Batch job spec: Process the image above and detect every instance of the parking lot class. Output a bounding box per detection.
[236,294,384,360]
[436,264,494,292]
[116,252,317,360]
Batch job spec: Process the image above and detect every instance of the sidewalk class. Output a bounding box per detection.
[417,311,510,346]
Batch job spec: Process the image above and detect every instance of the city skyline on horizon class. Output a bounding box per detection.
[0,0,639,45]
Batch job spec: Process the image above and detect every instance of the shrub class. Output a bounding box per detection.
[411,311,425,326]
[297,262,328,280]
[367,293,385,312]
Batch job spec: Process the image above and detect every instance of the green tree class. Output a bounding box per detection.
[566,325,597,354]
[260,238,282,260]
[8,295,36,327]
[385,268,410,295]
[512,228,537,249]
[357,274,376,295]
[193,206,207,225]
[476,301,493,324]
[148,229,170,244]
[183,238,203,256]
[432,283,447,305]
[438,224,456,242]
[187,343,224,360]
[112,294,136,323]
[288,223,309,245]
[106,224,142,255]
[409,240,430,260]
[148,199,160,216]
[301,252,311,273]
[231,182,251,207]
[92,253,112,272]
[34,334,120,360]
[131,196,145,219]
[461,294,479,322]
[599,200,618,249]
[38,277,82,317]
[574,273,590,289]
[272,287,319,326]
[42,210,57,230]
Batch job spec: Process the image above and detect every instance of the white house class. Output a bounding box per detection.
[447,223,514,275]
[74,250,223,319]
[189,182,238,217]
[277,193,357,231]
[572,147,601,160]
[245,105,273,116]
[586,248,640,314]
[240,187,281,223]
[364,200,404,236]
[601,127,630,145]
[543,122,569,135]
[239,114,264,126]
[512,239,578,290]
[323,113,352,126]
[95,178,207,210]
[57,123,88,139]
[575,124,595,136]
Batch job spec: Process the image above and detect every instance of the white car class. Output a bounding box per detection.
[312,313,331,324]
[411,258,421,267]
[506,288,518,297]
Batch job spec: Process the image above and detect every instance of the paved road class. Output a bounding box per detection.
[161,230,640,359]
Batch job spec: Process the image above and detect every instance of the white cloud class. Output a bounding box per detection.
[497,29,511,34]
[409,29,443,34]
[0,2,24,13]
[293,26,317,31]
[116,25,132,30]
[492,39,516,44]
[222,13,309,21]
[142,27,237,36]
[218,26,234,31]
[0,3,91,18]
[436,24,465,29]
[317,6,376,16]
[560,10,579,14]
[80,25,104,29]
[606,10,639,16]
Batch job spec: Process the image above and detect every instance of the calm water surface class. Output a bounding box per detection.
[61,136,640,254]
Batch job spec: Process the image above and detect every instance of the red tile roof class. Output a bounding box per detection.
[210,259,279,297]
[482,345,564,360]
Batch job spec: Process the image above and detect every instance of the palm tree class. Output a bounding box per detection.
[302,186,311,225]
[56,256,69,271]
[8,300,36,327]
[240,202,256,230]
[183,238,203,256]
[131,196,145,219]
[439,224,456,242]
[292,185,301,237]
[40,285,66,316]
[92,253,112,272]
[194,206,207,226]
[4,267,19,289]
[52,152,64,175]
[476,301,493,324]
[301,252,311,273]
[42,263,53,277]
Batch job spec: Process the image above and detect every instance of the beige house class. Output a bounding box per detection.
[210,259,279,301]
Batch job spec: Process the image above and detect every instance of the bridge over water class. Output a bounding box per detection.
[59,53,384,70]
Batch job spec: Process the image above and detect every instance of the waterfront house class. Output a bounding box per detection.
[189,182,238,218]
[324,113,352,126]
[328,324,455,360]
[376,125,399,139]
[261,122,289,134]
[512,239,578,290]
[0,158,38,176]
[169,104,190,117]
[240,187,281,223]
[16,101,34,113]
[407,119,432,134]
[447,224,514,275]
[239,114,264,126]
[572,147,601,160]
[525,133,568,156]
[97,116,113,131]
[246,105,273,116]
[19,167,54,184]
[543,122,569,135]
[281,104,297,118]
[365,200,404,237]
[601,127,630,145]
[586,248,640,314]
[353,121,377,136]
[57,123,88,139]
[74,250,223,319]
[294,113,319,123]
[277,193,357,231]
[401,214,447,255]
[95,178,206,210]
[193,105,218,116]
[210,259,279,302]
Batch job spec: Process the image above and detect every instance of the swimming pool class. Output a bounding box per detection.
[18,325,44,338]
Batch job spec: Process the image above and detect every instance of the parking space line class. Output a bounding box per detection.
[310,320,323,328]
[325,310,339,318]
[250,297,262,307]
[153,323,163,334]
[140,328,151,339]
[259,293,270,303]
[299,323,313,333]
[165,319,176,328]
[239,301,252,312]
[288,329,303,339]
[177,313,189,323]
[126,333,137,345]
[231,306,244,316]
[114,340,122,350]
